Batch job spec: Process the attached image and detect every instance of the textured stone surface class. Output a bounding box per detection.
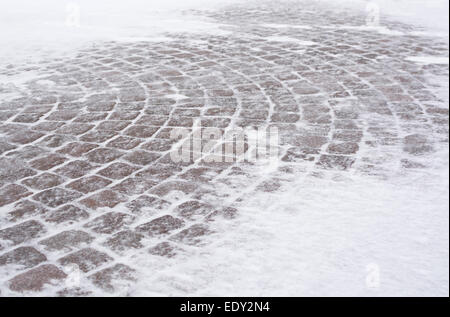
[0,0,448,295]
[0,221,46,246]
[136,215,185,237]
[58,248,113,273]
[84,212,135,234]
[104,230,144,252]
[88,264,136,292]
[39,230,94,252]
[0,247,47,269]
[8,264,67,292]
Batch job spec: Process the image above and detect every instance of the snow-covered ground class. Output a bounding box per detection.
[0,0,238,66]
[133,161,449,296]
[1,0,448,65]
[0,0,448,297]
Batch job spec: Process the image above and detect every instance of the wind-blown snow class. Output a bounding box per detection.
[0,0,448,297]
[133,158,449,296]
[1,0,448,65]
[406,56,449,65]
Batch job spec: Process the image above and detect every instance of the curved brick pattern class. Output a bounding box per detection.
[0,0,448,294]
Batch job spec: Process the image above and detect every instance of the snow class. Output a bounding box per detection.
[329,25,405,36]
[133,162,449,296]
[368,0,449,35]
[0,0,238,66]
[261,23,313,30]
[320,0,449,36]
[0,0,448,297]
[266,36,316,46]
[406,56,449,65]
[1,0,448,65]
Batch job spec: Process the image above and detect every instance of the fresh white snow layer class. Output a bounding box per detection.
[133,163,449,296]
[0,0,239,66]
[1,0,449,65]
[406,56,449,65]
[0,0,448,297]
[266,36,316,46]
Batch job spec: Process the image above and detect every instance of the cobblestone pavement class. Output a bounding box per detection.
[0,1,448,295]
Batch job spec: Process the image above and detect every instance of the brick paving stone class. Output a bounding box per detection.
[169,224,212,246]
[80,190,127,209]
[33,121,65,132]
[22,173,65,190]
[39,230,94,252]
[0,246,47,269]
[0,221,46,246]
[104,230,144,252]
[126,195,170,214]
[66,175,112,194]
[46,110,78,121]
[0,0,448,295]
[38,134,75,148]
[80,130,117,143]
[55,160,97,179]
[317,154,356,170]
[109,111,140,121]
[0,184,32,207]
[96,121,130,132]
[403,134,434,155]
[124,125,159,138]
[33,188,82,208]
[74,112,108,123]
[149,242,180,258]
[56,123,94,135]
[9,264,67,292]
[5,145,46,161]
[83,212,135,234]
[8,130,44,144]
[180,167,223,183]
[327,142,360,155]
[44,205,89,224]
[122,150,161,166]
[174,200,214,220]
[149,181,197,198]
[84,148,124,164]
[136,164,182,181]
[106,136,142,150]
[282,147,319,163]
[57,142,99,157]
[8,200,48,221]
[58,248,113,273]
[206,207,238,222]
[86,101,116,112]
[0,158,36,186]
[29,154,67,171]
[140,139,173,152]
[88,264,136,292]
[0,141,16,155]
[97,162,138,180]
[113,176,157,196]
[136,215,185,237]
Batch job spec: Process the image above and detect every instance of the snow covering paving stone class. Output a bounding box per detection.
[0,0,448,296]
